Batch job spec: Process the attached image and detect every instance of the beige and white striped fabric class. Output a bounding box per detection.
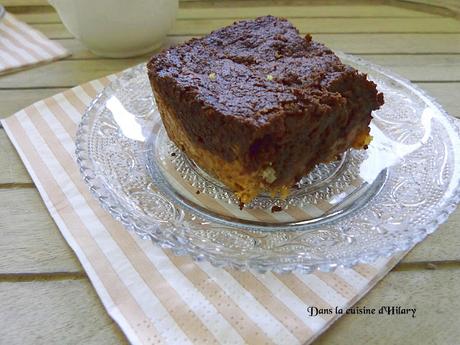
[0,12,69,74]
[2,75,407,345]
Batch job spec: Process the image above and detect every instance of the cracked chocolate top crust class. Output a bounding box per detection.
[148,16,383,186]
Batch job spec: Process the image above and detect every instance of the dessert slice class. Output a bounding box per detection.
[147,16,384,204]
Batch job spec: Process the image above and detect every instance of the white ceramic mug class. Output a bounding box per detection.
[48,0,178,58]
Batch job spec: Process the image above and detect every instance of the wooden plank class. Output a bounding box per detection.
[389,0,460,18]
[315,268,460,345]
[171,17,460,35]
[2,0,457,18]
[8,5,436,24]
[0,55,458,89]
[1,0,448,11]
[409,0,460,16]
[0,88,67,116]
[10,9,60,24]
[6,4,441,26]
[0,189,81,274]
[0,59,146,88]
[30,23,72,39]
[30,17,460,40]
[362,54,460,81]
[1,267,459,345]
[417,82,460,117]
[175,5,437,18]
[57,34,460,61]
[0,279,127,345]
[0,32,454,62]
[59,39,133,60]
[58,38,159,60]
[402,207,460,263]
[314,33,460,54]
[177,0,460,19]
[2,0,47,5]
[0,130,33,184]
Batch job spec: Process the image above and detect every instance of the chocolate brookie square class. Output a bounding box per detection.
[147,15,384,204]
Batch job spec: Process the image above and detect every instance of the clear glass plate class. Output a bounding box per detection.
[76,53,460,273]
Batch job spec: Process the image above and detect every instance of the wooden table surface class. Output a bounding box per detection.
[1,1,459,344]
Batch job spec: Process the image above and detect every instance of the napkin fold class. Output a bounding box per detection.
[0,12,69,75]
[1,72,407,345]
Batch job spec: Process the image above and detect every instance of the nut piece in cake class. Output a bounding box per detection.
[147,16,384,204]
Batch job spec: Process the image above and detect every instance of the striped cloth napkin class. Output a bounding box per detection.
[0,12,69,74]
[2,72,407,345]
